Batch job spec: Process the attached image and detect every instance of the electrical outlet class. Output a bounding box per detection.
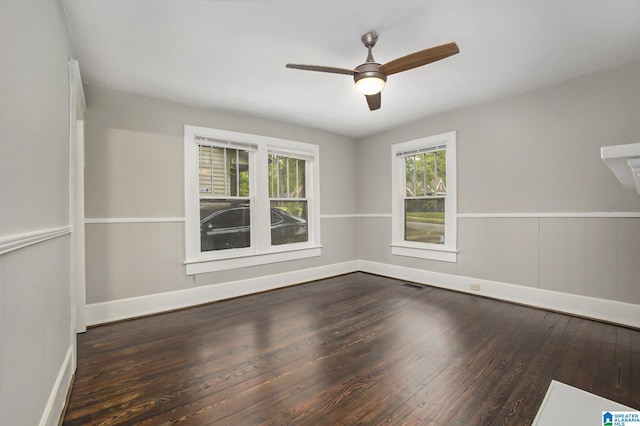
[470,283,481,291]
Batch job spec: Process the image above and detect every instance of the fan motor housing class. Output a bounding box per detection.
[354,63,387,84]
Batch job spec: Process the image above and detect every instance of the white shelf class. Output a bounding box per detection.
[601,142,640,194]
[533,380,636,425]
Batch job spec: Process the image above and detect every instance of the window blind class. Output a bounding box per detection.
[268,147,315,162]
[196,136,258,151]
[396,143,446,157]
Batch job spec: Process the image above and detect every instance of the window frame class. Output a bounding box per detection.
[198,142,255,253]
[184,125,321,274]
[268,151,310,247]
[391,131,457,262]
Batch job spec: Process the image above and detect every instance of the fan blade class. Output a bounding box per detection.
[380,42,459,76]
[365,93,381,111]
[286,63,356,76]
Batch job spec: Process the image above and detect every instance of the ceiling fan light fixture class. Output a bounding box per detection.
[286,31,459,111]
[355,76,386,95]
[354,63,387,96]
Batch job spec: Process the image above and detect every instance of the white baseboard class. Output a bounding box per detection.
[39,346,74,426]
[86,259,640,329]
[358,260,640,329]
[86,260,359,326]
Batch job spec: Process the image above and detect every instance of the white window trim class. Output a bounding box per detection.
[391,131,457,263]
[184,125,321,274]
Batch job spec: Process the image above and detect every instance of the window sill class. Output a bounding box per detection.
[185,245,322,274]
[390,244,457,263]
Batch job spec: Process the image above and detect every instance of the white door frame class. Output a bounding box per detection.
[69,59,87,352]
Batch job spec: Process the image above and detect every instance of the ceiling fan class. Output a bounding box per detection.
[286,32,459,111]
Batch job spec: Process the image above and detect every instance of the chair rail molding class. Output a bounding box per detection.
[0,226,71,256]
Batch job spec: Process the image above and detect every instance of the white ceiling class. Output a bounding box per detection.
[61,0,640,138]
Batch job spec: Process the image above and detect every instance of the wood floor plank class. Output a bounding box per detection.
[63,272,640,425]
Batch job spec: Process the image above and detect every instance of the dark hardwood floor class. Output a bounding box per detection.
[63,272,640,425]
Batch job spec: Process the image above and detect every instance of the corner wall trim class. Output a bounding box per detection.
[357,260,640,329]
[85,260,359,326]
[0,226,71,256]
[39,346,74,426]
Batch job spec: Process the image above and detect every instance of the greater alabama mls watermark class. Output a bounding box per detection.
[603,411,640,426]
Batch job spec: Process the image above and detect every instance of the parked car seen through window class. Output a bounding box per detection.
[200,201,307,251]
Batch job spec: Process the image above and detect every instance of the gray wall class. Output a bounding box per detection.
[85,61,640,309]
[357,60,640,304]
[84,86,357,303]
[0,0,74,424]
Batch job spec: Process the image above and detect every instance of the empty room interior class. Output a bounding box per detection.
[2,0,640,424]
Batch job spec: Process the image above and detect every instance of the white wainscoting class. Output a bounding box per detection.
[358,260,640,329]
[83,212,639,328]
[86,258,640,328]
[0,227,74,426]
[85,260,359,325]
[39,346,74,426]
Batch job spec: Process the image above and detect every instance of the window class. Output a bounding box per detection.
[199,145,251,251]
[268,153,309,246]
[391,131,457,262]
[185,126,320,274]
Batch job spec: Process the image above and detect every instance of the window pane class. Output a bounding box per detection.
[200,199,250,251]
[238,150,249,197]
[404,150,446,197]
[198,146,249,197]
[278,157,287,197]
[417,153,426,196]
[436,149,446,191]
[270,201,308,245]
[405,156,415,196]
[404,198,445,244]
[227,149,237,196]
[425,152,435,195]
[199,145,212,195]
[290,158,305,198]
[268,156,278,197]
[212,147,226,196]
[269,154,306,198]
